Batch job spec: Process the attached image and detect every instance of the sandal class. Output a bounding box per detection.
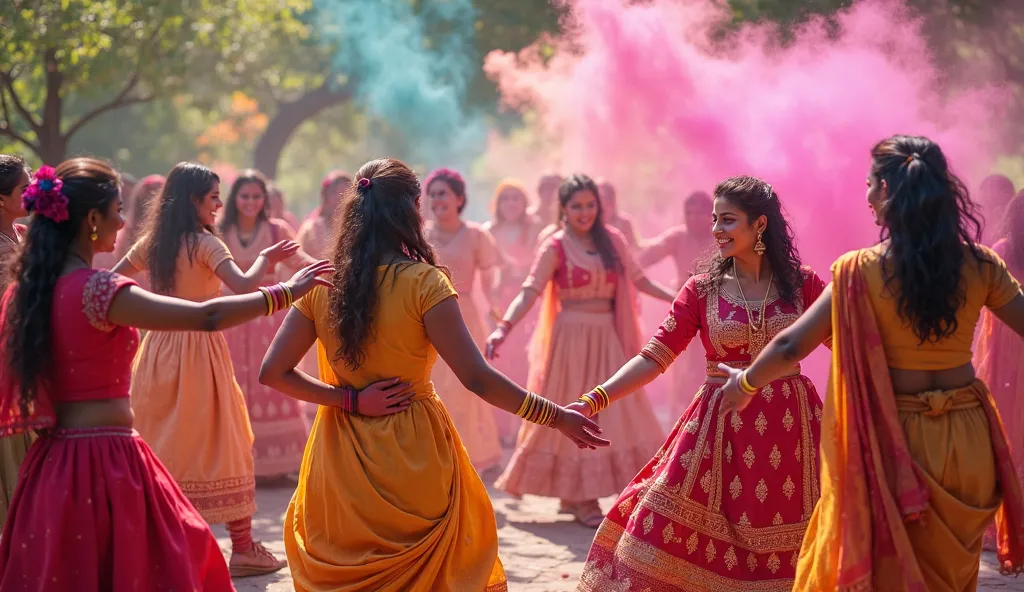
[229,541,287,578]
[572,500,605,528]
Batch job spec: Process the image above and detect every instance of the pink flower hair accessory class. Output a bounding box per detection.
[358,177,372,190]
[22,165,69,223]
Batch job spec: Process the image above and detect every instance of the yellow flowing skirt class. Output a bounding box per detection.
[285,394,508,591]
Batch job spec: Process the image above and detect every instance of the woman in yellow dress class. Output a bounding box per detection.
[258,157,608,591]
[719,135,1024,590]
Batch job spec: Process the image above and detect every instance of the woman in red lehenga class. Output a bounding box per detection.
[219,169,317,479]
[0,157,331,590]
[575,176,828,591]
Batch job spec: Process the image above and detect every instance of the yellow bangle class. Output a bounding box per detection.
[258,287,273,316]
[282,283,293,308]
[593,385,611,409]
[739,371,758,395]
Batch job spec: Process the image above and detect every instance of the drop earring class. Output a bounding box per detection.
[90,226,98,241]
[754,228,766,256]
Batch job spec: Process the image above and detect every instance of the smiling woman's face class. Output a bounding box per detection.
[562,189,600,234]
[711,197,762,259]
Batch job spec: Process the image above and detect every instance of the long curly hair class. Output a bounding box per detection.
[559,174,622,272]
[139,163,219,294]
[872,135,989,344]
[217,169,270,234]
[327,158,447,370]
[3,158,120,410]
[698,176,804,306]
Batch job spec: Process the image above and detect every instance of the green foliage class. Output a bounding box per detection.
[0,0,311,161]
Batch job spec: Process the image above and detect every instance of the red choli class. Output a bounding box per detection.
[640,267,828,373]
[0,269,138,435]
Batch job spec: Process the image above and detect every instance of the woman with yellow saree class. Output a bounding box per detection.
[719,135,1024,591]
[258,157,609,592]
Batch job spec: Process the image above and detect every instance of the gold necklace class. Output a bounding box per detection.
[733,260,774,346]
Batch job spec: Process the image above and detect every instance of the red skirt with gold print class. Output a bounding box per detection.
[578,374,822,592]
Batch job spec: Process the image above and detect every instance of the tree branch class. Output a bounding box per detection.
[64,72,150,139]
[0,87,40,156]
[64,24,164,140]
[0,71,41,131]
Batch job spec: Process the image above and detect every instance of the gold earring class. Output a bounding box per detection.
[90,227,98,242]
[754,229,766,256]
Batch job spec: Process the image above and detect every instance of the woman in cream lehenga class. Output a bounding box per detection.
[258,157,606,591]
[488,174,674,527]
[720,135,1024,590]
[424,167,504,472]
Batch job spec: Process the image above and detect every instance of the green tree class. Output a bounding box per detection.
[0,0,310,164]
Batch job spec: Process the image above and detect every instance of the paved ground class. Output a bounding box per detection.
[214,483,1023,591]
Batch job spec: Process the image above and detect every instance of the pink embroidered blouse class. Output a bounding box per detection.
[640,267,828,375]
[0,269,138,434]
[523,231,644,302]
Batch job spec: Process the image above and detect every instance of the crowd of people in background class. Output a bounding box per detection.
[0,134,1021,591]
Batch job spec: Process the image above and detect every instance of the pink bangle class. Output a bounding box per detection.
[497,320,512,334]
[338,386,358,414]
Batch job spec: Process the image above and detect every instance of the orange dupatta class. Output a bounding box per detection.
[795,250,1024,591]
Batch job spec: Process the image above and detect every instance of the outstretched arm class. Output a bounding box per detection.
[719,287,833,414]
[216,240,299,294]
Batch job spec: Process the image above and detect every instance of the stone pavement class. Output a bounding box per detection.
[214,484,1023,591]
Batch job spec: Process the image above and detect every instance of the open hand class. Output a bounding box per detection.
[484,329,507,360]
[356,377,415,417]
[717,363,755,416]
[261,240,301,265]
[554,408,610,450]
[285,260,334,300]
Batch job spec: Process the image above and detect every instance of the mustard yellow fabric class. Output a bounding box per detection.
[287,262,507,592]
[857,243,1021,370]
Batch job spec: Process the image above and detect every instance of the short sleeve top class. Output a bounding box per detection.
[127,232,232,301]
[294,262,457,400]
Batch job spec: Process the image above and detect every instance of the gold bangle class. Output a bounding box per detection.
[739,371,758,395]
[578,393,600,415]
[281,283,293,308]
[258,287,273,316]
[593,385,611,409]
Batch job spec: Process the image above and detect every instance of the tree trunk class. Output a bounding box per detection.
[252,84,352,179]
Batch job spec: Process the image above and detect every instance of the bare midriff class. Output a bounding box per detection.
[55,399,134,429]
[561,298,614,313]
[888,362,976,394]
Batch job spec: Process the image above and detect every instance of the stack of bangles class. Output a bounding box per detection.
[496,319,512,336]
[257,283,293,316]
[578,385,611,415]
[515,391,559,427]
[336,386,358,414]
[738,371,758,396]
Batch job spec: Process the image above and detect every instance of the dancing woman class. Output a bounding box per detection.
[719,136,1024,590]
[573,176,828,591]
[424,168,503,471]
[0,155,30,525]
[296,170,349,259]
[93,174,164,272]
[258,157,606,591]
[488,174,673,527]
[0,157,328,590]
[219,169,317,479]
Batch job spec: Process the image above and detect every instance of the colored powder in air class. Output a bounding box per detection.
[313,0,486,171]
[482,0,1009,391]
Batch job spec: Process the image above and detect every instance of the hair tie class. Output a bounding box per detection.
[358,178,372,190]
[905,152,921,165]
[22,165,69,223]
